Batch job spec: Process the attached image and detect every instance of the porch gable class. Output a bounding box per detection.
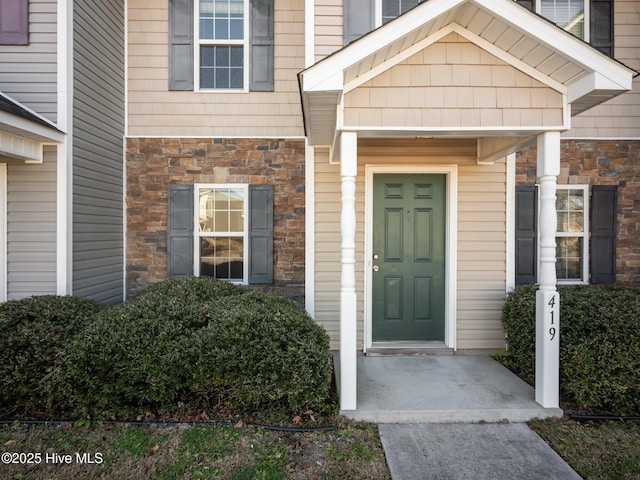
[343,32,565,132]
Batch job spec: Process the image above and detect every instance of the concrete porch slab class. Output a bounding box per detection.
[334,354,563,423]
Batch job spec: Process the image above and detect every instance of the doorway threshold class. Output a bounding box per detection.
[367,342,454,356]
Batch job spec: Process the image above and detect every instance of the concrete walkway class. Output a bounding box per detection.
[379,423,582,480]
[335,354,580,479]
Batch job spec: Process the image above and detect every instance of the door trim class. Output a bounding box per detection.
[364,165,458,351]
[0,163,6,302]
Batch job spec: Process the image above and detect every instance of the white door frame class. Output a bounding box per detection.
[364,164,458,351]
[0,163,6,302]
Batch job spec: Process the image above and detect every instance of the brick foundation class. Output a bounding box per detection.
[516,139,640,286]
[126,138,306,303]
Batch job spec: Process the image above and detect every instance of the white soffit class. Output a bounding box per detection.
[0,93,64,162]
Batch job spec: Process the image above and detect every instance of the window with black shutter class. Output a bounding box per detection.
[168,0,274,91]
[168,184,274,284]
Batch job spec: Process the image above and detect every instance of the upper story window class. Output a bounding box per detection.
[196,0,248,90]
[0,0,29,45]
[518,0,614,56]
[539,0,586,40]
[169,0,274,92]
[381,0,423,25]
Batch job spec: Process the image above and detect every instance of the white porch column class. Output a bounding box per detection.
[535,132,561,408]
[340,131,358,411]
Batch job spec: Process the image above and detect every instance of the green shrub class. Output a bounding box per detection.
[49,278,332,418]
[502,285,640,415]
[0,296,102,415]
[54,300,210,417]
[193,291,333,412]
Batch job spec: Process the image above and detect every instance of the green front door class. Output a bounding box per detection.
[372,174,446,342]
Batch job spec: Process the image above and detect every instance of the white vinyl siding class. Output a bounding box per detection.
[6,147,57,299]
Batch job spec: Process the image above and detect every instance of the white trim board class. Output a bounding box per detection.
[0,163,6,302]
[364,164,458,351]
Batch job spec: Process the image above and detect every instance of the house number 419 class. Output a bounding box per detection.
[547,294,558,342]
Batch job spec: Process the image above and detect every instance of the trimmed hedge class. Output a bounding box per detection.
[193,292,333,411]
[502,285,640,415]
[1,277,333,419]
[0,296,102,415]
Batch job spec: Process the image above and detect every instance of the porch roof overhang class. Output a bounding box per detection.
[299,0,636,150]
[0,92,64,163]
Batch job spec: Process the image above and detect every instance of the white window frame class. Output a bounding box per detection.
[194,183,249,283]
[537,184,589,285]
[533,0,590,42]
[194,0,250,92]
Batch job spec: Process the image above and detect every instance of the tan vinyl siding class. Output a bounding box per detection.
[0,0,58,123]
[127,0,304,137]
[457,163,507,349]
[314,140,507,350]
[567,0,640,138]
[343,33,564,129]
[72,0,125,303]
[315,0,343,61]
[314,150,365,350]
[5,147,57,299]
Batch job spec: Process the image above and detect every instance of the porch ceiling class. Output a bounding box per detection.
[299,0,636,147]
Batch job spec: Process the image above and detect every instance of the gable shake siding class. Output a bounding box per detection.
[72,0,125,303]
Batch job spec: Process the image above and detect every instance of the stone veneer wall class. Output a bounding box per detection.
[126,138,306,303]
[516,139,640,286]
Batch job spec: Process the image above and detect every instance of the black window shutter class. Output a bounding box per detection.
[0,0,28,45]
[590,0,614,57]
[514,0,534,12]
[248,184,274,283]
[343,0,374,45]
[515,185,538,285]
[590,185,617,283]
[168,0,194,91]
[168,184,194,277]
[250,0,274,92]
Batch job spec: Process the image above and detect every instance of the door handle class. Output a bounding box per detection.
[373,265,379,272]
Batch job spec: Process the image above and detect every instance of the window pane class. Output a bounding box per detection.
[541,0,584,39]
[214,211,229,232]
[230,210,244,231]
[199,189,214,231]
[201,46,243,89]
[215,18,229,39]
[556,237,583,280]
[230,46,243,67]
[200,19,214,39]
[230,19,243,39]
[556,188,584,233]
[200,237,244,280]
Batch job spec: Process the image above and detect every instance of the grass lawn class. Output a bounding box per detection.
[0,420,391,480]
[530,416,640,480]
